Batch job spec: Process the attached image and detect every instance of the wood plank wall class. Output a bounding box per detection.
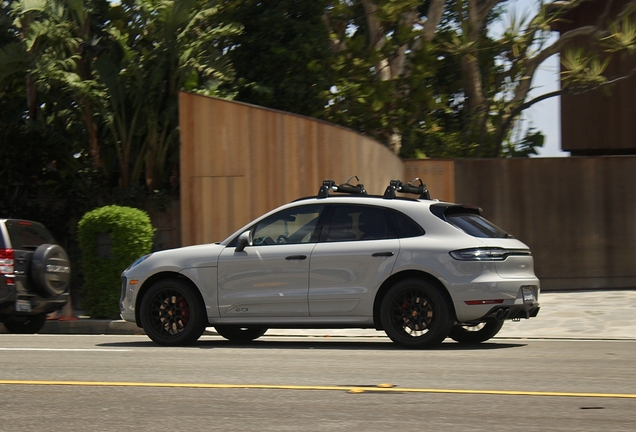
[179,92,636,291]
[453,157,636,290]
[179,92,404,246]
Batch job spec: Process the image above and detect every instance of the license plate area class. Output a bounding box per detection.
[15,299,32,312]
[521,286,536,304]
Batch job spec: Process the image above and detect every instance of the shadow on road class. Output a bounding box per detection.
[97,337,526,351]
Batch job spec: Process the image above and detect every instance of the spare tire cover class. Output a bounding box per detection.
[31,244,71,296]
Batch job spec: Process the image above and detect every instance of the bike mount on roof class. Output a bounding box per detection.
[318,176,367,198]
[383,178,430,200]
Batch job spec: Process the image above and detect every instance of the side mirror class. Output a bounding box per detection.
[235,230,252,252]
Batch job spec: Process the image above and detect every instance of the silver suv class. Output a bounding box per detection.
[121,179,540,348]
[0,219,71,333]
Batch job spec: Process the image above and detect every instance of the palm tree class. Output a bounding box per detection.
[95,0,236,190]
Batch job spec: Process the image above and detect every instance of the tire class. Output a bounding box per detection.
[214,326,268,342]
[30,244,71,297]
[380,279,454,349]
[139,279,207,346]
[448,321,505,344]
[3,313,47,334]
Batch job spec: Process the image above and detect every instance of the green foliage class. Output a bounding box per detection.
[502,127,544,158]
[97,0,238,190]
[561,48,610,90]
[218,0,333,116]
[77,205,155,318]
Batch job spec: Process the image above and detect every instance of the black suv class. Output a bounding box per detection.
[0,219,70,333]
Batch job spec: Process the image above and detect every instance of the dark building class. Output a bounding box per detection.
[553,0,636,156]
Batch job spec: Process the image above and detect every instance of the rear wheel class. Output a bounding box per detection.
[3,313,47,334]
[140,279,207,346]
[214,326,268,342]
[380,279,453,349]
[449,321,505,344]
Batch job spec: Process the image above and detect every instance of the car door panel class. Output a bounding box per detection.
[309,239,398,316]
[217,244,315,317]
[308,204,399,317]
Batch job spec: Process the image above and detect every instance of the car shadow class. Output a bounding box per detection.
[97,337,526,351]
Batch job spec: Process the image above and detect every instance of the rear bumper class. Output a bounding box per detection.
[478,302,540,322]
[0,284,68,316]
[451,280,540,323]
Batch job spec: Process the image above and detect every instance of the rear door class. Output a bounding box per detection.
[308,204,399,317]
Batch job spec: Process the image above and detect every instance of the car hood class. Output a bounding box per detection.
[123,243,226,278]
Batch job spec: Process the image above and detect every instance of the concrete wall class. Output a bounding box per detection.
[179,93,636,291]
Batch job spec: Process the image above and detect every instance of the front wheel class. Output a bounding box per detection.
[448,321,505,344]
[2,313,47,334]
[214,326,268,342]
[380,279,454,349]
[139,279,207,346]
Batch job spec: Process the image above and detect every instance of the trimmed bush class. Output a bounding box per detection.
[78,205,155,318]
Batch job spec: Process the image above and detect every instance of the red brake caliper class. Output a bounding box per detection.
[178,299,189,325]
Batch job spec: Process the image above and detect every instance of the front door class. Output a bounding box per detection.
[217,204,324,317]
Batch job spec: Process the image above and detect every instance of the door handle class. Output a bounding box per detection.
[285,255,307,260]
[372,252,395,257]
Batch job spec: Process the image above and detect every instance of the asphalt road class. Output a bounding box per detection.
[1,334,635,431]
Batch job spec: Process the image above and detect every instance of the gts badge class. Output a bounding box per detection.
[235,307,249,312]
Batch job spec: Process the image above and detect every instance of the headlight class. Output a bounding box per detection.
[126,253,153,270]
[450,248,530,261]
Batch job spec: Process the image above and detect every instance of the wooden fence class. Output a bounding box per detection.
[179,92,403,246]
[179,93,636,291]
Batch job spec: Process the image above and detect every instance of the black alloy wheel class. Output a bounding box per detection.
[380,279,453,349]
[140,279,207,346]
[448,321,505,344]
[214,326,268,342]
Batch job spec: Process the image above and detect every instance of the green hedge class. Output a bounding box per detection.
[78,205,155,318]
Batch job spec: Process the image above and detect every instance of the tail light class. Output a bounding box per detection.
[0,249,14,273]
[0,249,15,285]
[450,247,531,261]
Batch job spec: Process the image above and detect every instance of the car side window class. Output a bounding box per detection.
[388,210,425,238]
[323,205,390,242]
[252,205,323,245]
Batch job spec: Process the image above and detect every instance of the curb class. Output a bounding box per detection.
[43,319,146,335]
[0,319,145,335]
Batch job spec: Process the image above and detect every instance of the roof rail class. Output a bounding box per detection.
[318,176,367,198]
[383,178,430,200]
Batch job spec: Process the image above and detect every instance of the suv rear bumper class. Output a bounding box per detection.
[0,283,69,316]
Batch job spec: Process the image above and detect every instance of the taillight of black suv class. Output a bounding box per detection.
[0,219,71,333]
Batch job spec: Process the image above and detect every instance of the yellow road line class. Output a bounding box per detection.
[0,380,635,399]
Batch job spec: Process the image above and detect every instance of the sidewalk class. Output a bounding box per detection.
[5,290,636,340]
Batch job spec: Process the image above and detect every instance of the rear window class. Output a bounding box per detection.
[5,220,56,249]
[446,214,510,239]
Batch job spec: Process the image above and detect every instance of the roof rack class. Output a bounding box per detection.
[383,178,430,200]
[318,176,367,198]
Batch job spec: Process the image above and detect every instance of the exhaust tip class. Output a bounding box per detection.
[495,308,509,320]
